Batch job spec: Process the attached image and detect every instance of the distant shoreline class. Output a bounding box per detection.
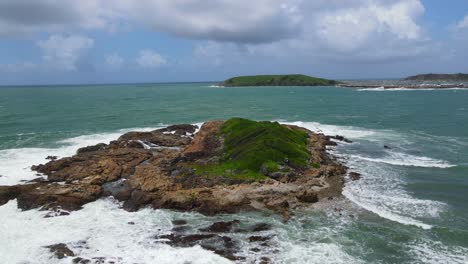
[337,83,468,89]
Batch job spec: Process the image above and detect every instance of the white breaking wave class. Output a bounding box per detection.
[208,85,224,88]
[348,151,455,168]
[282,121,377,139]
[0,199,231,264]
[283,121,452,229]
[408,240,468,264]
[339,152,446,230]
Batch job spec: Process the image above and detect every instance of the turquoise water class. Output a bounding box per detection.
[0,83,467,263]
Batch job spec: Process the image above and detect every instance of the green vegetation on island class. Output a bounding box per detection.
[221,74,337,87]
[192,118,310,180]
[403,73,468,81]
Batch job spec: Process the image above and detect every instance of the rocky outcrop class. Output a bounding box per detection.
[0,120,348,219]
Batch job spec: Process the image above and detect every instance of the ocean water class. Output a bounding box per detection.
[0,83,467,263]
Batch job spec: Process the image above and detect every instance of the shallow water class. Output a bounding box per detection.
[0,83,467,263]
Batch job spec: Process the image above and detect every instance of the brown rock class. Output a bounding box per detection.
[122,190,154,212]
[0,185,21,206]
[118,129,191,147]
[17,183,102,211]
[296,191,319,203]
[182,121,224,160]
[76,143,107,154]
[34,148,152,184]
[45,243,75,259]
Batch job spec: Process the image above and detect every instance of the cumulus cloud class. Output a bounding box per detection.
[313,0,425,52]
[37,34,94,71]
[136,50,167,68]
[113,0,302,43]
[0,0,433,69]
[105,53,125,70]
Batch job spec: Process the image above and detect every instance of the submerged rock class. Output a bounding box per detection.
[349,172,362,181]
[199,220,240,233]
[45,243,75,259]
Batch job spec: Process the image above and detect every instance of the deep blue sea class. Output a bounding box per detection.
[0,83,467,263]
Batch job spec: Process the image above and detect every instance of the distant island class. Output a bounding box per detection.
[221,74,338,87]
[403,73,468,81]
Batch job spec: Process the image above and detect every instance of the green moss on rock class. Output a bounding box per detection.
[192,118,310,180]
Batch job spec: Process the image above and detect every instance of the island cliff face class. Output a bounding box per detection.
[222,74,337,87]
[0,118,349,218]
[403,73,468,81]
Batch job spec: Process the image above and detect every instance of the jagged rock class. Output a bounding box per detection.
[157,233,241,261]
[0,185,21,206]
[158,124,198,136]
[122,190,154,212]
[102,180,133,201]
[118,126,194,147]
[249,236,272,242]
[17,183,102,211]
[250,223,271,232]
[199,220,240,233]
[330,135,352,143]
[296,190,319,203]
[72,257,91,264]
[45,243,75,259]
[76,143,107,154]
[349,172,362,181]
[182,121,223,160]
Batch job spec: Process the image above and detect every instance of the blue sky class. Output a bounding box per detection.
[0,0,467,85]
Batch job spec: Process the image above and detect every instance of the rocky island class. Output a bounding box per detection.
[221,74,338,87]
[0,118,351,261]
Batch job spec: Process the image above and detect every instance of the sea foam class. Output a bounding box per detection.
[0,199,231,264]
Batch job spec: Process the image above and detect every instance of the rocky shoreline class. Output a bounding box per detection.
[0,119,352,262]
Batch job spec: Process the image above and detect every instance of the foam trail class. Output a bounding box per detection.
[339,153,445,230]
[349,152,455,168]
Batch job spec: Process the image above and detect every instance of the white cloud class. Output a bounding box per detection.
[105,53,125,70]
[37,34,94,71]
[136,50,167,68]
[0,0,432,67]
[456,15,468,29]
[314,0,424,52]
[113,0,302,43]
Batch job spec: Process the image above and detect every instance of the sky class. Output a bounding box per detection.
[0,0,467,85]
